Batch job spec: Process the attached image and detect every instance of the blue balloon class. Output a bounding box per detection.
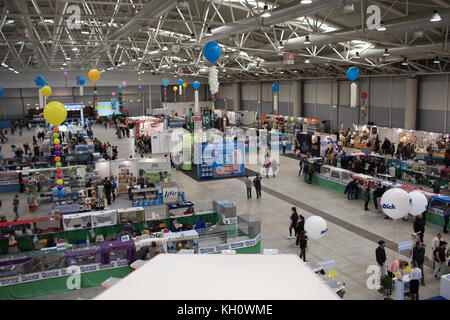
[57,190,63,197]
[193,81,200,90]
[43,82,48,86]
[347,67,360,81]
[203,41,221,63]
[162,78,169,87]
[118,85,122,90]
[78,77,85,86]
[0,86,3,99]
[35,76,45,87]
[272,84,279,93]
[177,79,183,85]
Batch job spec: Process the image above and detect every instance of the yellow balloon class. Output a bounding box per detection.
[54,138,60,145]
[44,101,67,126]
[41,85,52,98]
[182,82,187,88]
[57,179,63,185]
[173,86,178,92]
[88,69,101,82]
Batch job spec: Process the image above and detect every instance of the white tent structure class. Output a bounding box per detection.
[94,254,339,300]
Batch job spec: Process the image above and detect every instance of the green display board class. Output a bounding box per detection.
[0,266,132,300]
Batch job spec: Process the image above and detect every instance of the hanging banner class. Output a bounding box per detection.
[273,93,278,113]
[283,52,295,65]
[194,90,199,114]
[350,82,358,108]
[38,88,43,109]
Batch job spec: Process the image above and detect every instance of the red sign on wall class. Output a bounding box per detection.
[283,52,294,64]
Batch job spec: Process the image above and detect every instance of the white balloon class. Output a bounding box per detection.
[380,188,410,220]
[304,216,328,240]
[409,190,428,216]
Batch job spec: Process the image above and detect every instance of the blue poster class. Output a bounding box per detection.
[97,101,121,117]
[197,141,245,179]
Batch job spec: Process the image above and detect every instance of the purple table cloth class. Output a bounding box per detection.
[64,247,102,265]
[100,240,135,264]
[0,257,31,267]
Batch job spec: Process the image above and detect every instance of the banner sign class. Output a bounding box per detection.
[283,52,294,64]
[198,233,261,254]
[163,186,178,203]
[0,259,129,287]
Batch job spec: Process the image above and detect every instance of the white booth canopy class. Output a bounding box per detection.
[94,254,339,300]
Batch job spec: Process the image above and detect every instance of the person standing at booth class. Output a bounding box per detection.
[244,175,252,199]
[409,261,422,300]
[412,241,426,286]
[376,240,387,276]
[253,175,262,199]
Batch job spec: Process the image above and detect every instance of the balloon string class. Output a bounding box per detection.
[393,219,396,262]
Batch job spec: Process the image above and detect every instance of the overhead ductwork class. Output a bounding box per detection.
[87,0,178,62]
[200,0,348,44]
[5,0,49,66]
[276,9,450,52]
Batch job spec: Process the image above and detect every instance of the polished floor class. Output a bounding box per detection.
[2,125,448,300]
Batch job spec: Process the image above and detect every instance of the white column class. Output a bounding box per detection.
[405,78,418,130]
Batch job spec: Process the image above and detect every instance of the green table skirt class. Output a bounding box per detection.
[0,266,132,300]
[0,212,220,254]
[312,175,445,227]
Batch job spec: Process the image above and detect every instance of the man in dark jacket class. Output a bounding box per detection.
[412,241,426,285]
[345,179,356,200]
[373,185,383,211]
[376,240,387,276]
[413,214,426,243]
[253,175,262,199]
[433,180,441,195]
[103,178,113,205]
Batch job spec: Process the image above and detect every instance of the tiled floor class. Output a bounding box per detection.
[2,125,448,300]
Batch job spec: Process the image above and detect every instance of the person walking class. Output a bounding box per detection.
[103,178,113,205]
[244,175,252,199]
[12,195,19,220]
[289,207,298,238]
[363,185,371,211]
[412,241,426,286]
[263,152,271,179]
[298,157,304,176]
[282,140,287,155]
[303,162,309,183]
[433,241,448,280]
[443,203,449,234]
[376,240,387,276]
[413,214,425,244]
[409,261,422,300]
[296,215,305,246]
[298,231,308,262]
[307,163,314,184]
[253,175,262,199]
[373,185,382,211]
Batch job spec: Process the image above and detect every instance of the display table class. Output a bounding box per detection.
[100,240,136,265]
[441,274,450,300]
[392,278,410,300]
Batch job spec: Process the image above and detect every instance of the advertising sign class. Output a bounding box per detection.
[283,52,294,64]
[199,141,245,179]
[163,186,178,203]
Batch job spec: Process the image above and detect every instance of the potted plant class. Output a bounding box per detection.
[378,274,393,300]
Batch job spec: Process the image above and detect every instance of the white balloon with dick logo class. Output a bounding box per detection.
[380,188,410,220]
[408,190,428,216]
[304,216,328,240]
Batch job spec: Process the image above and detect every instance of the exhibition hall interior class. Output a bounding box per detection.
[0,0,449,302]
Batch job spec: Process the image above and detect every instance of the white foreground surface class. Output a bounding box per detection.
[94,254,339,300]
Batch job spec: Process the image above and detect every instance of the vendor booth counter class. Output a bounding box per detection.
[313,165,445,227]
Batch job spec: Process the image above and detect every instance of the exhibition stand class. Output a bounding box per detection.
[313,165,445,227]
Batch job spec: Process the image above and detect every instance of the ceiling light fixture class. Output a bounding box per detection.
[300,0,312,4]
[430,10,442,22]
[383,48,390,56]
[402,58,408,66]
[277,41,284,50]
[162,46,168,51]
[304,35,311,44]
[377,21,386,31]
[261,5,271,18]
[206,27,213,36]
[354,52,360,59]
[305,58,310,64]
[434,57,440,64]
